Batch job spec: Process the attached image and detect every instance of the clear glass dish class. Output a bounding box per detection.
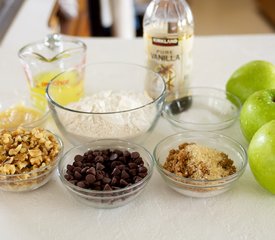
[58,139,154,208]
[0,130,63,192]
[0,91,50,130]
[162,87,241,131]
[153,131,247,198]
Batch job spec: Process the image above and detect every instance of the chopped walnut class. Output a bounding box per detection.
[0,164,16,175]
[0,127,61,176]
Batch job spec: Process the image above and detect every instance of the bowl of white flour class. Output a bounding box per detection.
[46,62,166,145]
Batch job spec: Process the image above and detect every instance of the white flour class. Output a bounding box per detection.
[58,90,156,139]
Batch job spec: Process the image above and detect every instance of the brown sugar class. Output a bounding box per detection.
[163,143,236,180]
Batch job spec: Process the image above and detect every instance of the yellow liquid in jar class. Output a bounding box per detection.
[30,70,84,108]
[0,104,42,129]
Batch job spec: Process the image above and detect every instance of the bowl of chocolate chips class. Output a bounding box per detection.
[58,139,154,208]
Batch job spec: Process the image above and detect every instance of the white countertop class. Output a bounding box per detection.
[1,1,275,239]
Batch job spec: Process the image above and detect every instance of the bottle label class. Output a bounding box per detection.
[145,34,193,101]
[152,37,179,46]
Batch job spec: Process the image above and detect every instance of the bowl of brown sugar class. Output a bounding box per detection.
[153,131,247,197]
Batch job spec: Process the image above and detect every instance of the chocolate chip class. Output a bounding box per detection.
[135,157,144,165]
[102,177,111,184]
[85,174,96,184]
[67,164,74,172]
[95,155,104,162]
[114,149,123,156]
[103,184,112,191]
[111,161,120,169]
[128,162,137,169]
[138,166,148,173]
[138,172,147,178]
[110,153,118,161]
[86,167,96,175]
[64,174,71,181]
[69,180,77,185]
[111,167,121,176]
[74,171,82,180]
[83,162,92,167]
[81,167,89,174]
[87,155,94,162]
[93,151,100,156]
[131,152,140,159]
[74,167,82,173]
[129,169,137,176]
[134,176,143,183]
[120,179,128,187]
[102,149,109,155]
[118,156,126,163]
[74,155,84,162]
[73,161,82,167]
[96,172,104,180]
[121,170,130,179]
[118,164,125,170]
[111,176,119,186]
[105,172,110,178]
[94,181,101,186]
[96,162,105,170]
[77,181,86,188]
[66,169,73,176]
[123,151,131,157]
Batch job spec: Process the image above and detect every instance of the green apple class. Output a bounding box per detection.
[226,60,275,104]
[240,89,275,141]
[248,120,275,194]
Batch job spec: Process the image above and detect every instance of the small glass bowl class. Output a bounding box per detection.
[58,139,154,208]
[0,91,50,130]
[153,131,247,197]
[162,87,241,131]
[0,130,64,192]
[46,62,166,145]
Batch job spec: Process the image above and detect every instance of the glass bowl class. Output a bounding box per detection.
[0,129,64,192]
[153,131,247,197]
[58,139,154,208]
[0,91,50,130]
[162,87,241,131]
[46,62,166,145]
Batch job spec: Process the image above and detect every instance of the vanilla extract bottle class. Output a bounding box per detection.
[143,0,194,102]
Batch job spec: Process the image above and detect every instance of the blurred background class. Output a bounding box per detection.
[49,0,275,37]
[0,0,275,41]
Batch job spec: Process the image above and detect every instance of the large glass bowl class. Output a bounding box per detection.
[46,62,166,145]
[153,131,247,197]
[58,139,154,208]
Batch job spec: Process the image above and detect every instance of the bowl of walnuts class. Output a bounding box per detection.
[0,127,63,192]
